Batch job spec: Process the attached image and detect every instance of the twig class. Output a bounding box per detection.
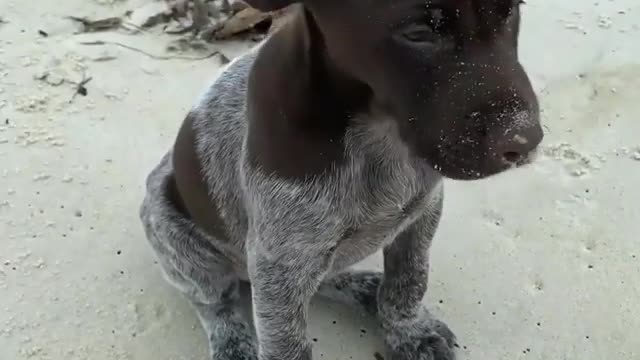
[69,72,92,103]
[191,0,211,33]
[78,40,226,61]
[66,15,148,34]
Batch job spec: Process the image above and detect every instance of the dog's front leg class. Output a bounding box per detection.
[248,226,334,360]
[378,194,458,360]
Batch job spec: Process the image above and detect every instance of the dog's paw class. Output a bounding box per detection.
[210,323,258,360]
[211,336,258,360]
[383,312,457,360]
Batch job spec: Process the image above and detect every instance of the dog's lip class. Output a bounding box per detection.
[429,150,486,180]
[432,148,540,180]
[503,148,540,168]
[431,161,489,180]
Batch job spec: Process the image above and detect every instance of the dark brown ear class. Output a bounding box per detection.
[243,0,298,12]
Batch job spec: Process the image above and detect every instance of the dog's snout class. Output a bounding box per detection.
[495,127,543,165]
[466,103,544,173]
[486,106,543,164]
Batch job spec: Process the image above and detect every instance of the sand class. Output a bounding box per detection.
[1,0,638,359]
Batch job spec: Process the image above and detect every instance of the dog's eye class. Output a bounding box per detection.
[400,8,449,43]
[402,24,436,42]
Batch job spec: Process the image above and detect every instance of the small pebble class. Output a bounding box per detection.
[597,16,612,29]
[33,174,51,181]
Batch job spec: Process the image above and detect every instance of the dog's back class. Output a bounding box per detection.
[187,50,261,246]
[140,49,259,276]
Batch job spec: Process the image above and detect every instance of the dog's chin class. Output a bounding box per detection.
[433,164,503,181]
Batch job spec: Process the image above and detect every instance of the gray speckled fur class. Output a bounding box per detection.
[140,43,456,360]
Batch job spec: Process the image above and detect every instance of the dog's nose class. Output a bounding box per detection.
[493,123,543,165]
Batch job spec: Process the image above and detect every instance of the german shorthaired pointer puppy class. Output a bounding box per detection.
[139,1,542,359]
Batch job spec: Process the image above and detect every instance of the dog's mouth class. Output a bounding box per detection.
[430,146,540,181]
[430,153,490,181]
[432,163,488,180]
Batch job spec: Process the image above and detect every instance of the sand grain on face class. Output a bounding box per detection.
[0,0,639,360]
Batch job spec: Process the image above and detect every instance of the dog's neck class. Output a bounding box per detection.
[245,5,373,180]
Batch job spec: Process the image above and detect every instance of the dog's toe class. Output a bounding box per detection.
[385,312,458,360]
[430,319,458,349]
[417,332,457,360]
[210,327,258,360]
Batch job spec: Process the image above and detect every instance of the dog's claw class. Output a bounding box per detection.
[384,312,457,360]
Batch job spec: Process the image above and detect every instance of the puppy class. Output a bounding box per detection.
[139,1,543,359]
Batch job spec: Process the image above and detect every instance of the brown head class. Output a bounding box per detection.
[245,0,543,180]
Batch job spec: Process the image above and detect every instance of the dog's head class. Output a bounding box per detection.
[246,0,543,180]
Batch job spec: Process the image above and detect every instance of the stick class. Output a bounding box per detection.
[78,40,226,61]
[69,73,93,103]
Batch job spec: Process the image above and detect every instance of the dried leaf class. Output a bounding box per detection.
[67,16,123,33]
[164,18,193,34]
[213,7,271,39]
[127,1,172,28]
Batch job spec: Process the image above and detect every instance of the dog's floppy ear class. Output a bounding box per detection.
[243,0,299,12]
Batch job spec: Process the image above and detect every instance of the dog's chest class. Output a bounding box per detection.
[343,190,426,243]
[328,164,434,270]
